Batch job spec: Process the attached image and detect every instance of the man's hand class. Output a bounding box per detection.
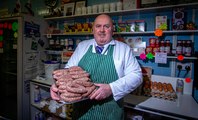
[89,83,112,100]
[50,84,60,100]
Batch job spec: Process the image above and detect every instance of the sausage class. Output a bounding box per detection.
[73,80,94,87]
[60,95,82,102]
[60,90,82,97]
[69,70,87,75]
[54,74,73,82]
[71,73,89,79]
[55,79,72,86]
[59,77,73,82]
[58,83,67,90]
[82,85,96,97]
[65,81,87,94]
[75,77,90,82]
[53,69,69,76]
[69,66,83,72]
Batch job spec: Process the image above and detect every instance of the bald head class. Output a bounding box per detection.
[92,14,114,46]
[93,14,113,26]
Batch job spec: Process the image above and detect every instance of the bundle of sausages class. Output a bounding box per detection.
[53,66,96,102]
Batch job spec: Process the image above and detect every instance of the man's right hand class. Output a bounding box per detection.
[50,84,60,100]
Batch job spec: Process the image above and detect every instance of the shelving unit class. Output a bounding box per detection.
[44,30,198,36]
[44,2,198,21]
[43,2,198,61]
[30,79,72,120]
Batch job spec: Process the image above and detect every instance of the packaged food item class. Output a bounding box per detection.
[185,40,192,56]
[34,85,41,103]
[176,79,184,95]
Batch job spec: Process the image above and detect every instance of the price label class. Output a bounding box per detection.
[155,52,167,64]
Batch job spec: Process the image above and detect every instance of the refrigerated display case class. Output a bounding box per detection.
[0,15,48,119]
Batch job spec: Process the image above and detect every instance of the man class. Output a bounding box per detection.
[51,14,142,120]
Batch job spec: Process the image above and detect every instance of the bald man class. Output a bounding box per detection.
[50,14,142,120]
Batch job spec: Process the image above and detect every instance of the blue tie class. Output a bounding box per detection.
[96,46,104,54]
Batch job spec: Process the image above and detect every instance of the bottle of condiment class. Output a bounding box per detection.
[64,39,69,50]
[155,38,160,47]
[182,40,186,55]
[176,79,184,95]
[34,85,41,103]
[55,37,60,50]
[185,40,192,56]
[49,39,55,50]
[165,40,171,54]
[60,39,65,50]
[149,38,156,47]
[159,40,165,53]
[68,39,74,51]
[176,40,182,55]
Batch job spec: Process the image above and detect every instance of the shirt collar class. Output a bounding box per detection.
[92,39,116,54]
[93,39,116,47]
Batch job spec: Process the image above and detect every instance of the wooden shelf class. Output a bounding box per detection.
[44,2,198,21]
[44,30,198,36]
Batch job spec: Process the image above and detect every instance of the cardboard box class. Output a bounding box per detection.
[155,16,167,30]
[141,0,157,8]
[172,8,185,30]
[123,0,140,10]
[125,37,146,55]
[127,20,145,32]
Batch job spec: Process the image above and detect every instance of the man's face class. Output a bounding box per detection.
[93,15,113,46]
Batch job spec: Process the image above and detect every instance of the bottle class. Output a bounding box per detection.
[182,40,186,55]
[185,40,192,56]
[34,85,41,103]
[176,79,184,95]
[55,37,60,50]
[155,38,160,47]
[60,39,65,50]
[176,40,182,55]
[159,40,165,53]
[49,39,55,50]
[165,40,171,55]
[149,38,156,47]
[64,38,69,50]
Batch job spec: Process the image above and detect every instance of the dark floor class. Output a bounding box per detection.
[0,94,17,120]
[0,79,17,120]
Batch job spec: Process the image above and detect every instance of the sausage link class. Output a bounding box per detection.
[75,77,90,82]
[73,80,94,87]
[71,73,89,79]
[53,69,69,76]
[60,95,82,102]
[65,81,87,94]
[82,85,96,97]
[54,74,73,82]
[69,66,83,72]
[58,83,67,90]
[60,90,82,97]
[69,70,87,75]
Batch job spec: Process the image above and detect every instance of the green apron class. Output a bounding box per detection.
[73,45,123,120]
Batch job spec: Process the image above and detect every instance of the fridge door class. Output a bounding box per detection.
[0,17,19,119]
[0,15,48,120]
[21,15,48,120]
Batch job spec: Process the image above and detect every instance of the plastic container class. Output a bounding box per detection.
[176,79,184,95]
[44,61,60,80]
[34,85,41,103]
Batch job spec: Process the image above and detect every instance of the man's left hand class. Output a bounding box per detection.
[89,83,112,100]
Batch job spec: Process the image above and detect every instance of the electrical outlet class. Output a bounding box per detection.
[176,62,191,71]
